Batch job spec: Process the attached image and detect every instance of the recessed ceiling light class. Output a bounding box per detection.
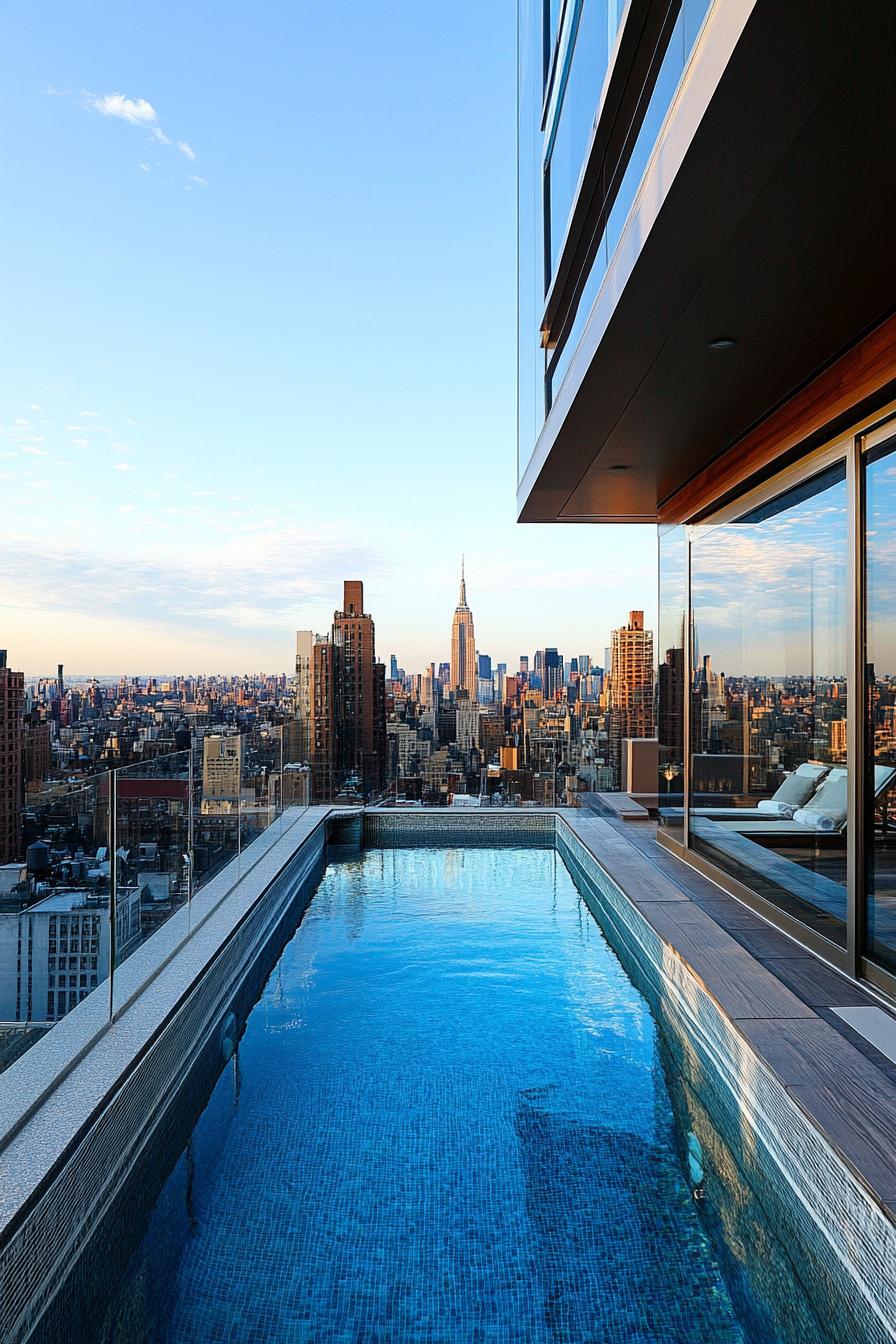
[708,336,737,350]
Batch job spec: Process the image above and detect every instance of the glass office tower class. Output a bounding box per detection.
[517,0,896,995]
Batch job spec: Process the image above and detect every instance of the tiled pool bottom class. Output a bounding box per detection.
[101,847,822,1342]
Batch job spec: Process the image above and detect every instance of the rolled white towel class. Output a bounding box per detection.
[757,800,797,817]
[793,807,836,832]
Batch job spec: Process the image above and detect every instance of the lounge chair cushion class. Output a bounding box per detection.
[766,768,826,810]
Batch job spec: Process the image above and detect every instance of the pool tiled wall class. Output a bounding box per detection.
[363,809,555,847]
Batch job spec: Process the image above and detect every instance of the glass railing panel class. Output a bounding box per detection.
[112,750,192,1012]
[2,774,112,1068]
[238,725,284,869]
[195,731,241,893]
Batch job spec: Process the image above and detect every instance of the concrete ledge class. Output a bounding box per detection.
[587,791,651,821]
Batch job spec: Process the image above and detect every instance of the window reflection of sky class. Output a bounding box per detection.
[867,449,896,674]
[690,475,847,678]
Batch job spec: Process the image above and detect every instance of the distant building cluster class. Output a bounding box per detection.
[291,567,657,808]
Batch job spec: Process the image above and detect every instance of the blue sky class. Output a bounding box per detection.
[0,1,655,675]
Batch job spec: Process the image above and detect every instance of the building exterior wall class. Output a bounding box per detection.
[0,656,24,863]
[608,611,654,789]
[450,565,477,695]
[516,2,896,994]
[310,583,387,801]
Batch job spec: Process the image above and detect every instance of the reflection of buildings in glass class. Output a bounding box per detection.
[658,646,684,765]
[201,734,243,815]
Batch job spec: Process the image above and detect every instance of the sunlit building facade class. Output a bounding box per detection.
[450,561,477,696]
[607,611,654,788]
[518,0,896,993]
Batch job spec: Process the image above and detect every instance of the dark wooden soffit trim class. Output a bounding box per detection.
[658,311,896,524]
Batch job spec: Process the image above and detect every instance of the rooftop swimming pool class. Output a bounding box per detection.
[83,844,835,1343]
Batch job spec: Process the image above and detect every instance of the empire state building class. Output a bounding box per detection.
[450,559,477,696]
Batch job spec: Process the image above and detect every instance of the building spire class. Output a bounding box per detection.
[459,554,467,608]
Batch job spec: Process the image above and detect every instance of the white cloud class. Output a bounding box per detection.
[71,437,89,448]
[80,410,99,418]
[151,127,171,146]
[189,174,208,187]
[138,162,150,173]
[118,504,136,514]
[115,462,134,472]
[89,92,157,126]
[23,446,49,457]
[177,140,196,161]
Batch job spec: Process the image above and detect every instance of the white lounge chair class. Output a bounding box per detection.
[689,762,830,822]
[716,764,896,838]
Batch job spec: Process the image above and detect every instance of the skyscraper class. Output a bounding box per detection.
[543,649,563,701]
[294,630,314,761]
[607,612,655,789]
[450,559,477,697]
[311,581,387,800]
[0,651,23,862]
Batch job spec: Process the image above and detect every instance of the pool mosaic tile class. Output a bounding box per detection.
[118,847,753,1343]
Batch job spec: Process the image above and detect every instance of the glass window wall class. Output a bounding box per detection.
[518,0,547,480]
[546,0,713,409]
[864,437,896,973]
[658,525,687,840]
[688,464,849,946]
[545,0,613,278]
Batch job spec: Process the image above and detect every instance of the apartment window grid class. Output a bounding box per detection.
[656,402,896,999]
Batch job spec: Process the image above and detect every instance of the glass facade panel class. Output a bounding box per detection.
[546,1,611,277]
[864,438,896,972]
[689,464,849,946]
[658,525,686,839]
[518,0,546,480]
[547,0,712,409]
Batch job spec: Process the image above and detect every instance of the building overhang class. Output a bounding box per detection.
[518,0,896,524]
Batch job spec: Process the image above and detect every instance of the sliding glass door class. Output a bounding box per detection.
[864,435,896,973]
[688,463,849,946]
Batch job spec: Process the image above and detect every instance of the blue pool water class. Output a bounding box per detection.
[113,847,785,1342]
